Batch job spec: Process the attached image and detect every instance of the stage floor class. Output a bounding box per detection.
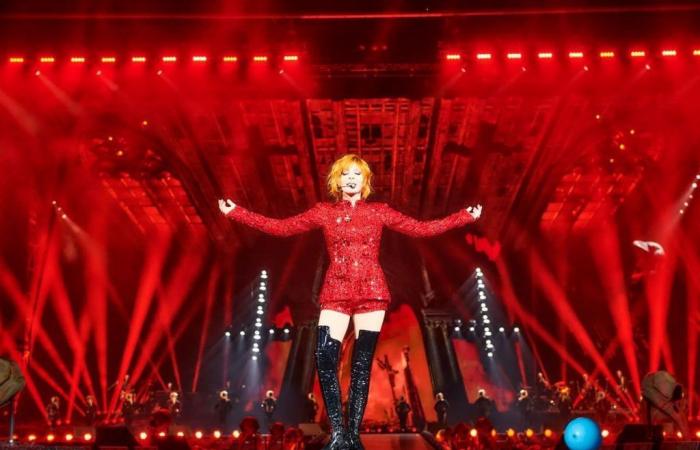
[357,433,433,449]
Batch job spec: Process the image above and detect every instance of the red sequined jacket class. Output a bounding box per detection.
[226,199,474,312]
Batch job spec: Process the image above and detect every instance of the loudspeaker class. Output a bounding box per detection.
[614,424,663,450]
[298,423,324,436]
[95,425,138,448]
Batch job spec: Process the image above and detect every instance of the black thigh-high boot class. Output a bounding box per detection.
[315,325,349,450]
[346,330,380,450]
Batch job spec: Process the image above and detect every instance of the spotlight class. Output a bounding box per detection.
[8,57,24,63]
[568,52,584,59]
[499,327,505,332]
[284,328,290,334]
[544,429,553,438]
[162,56,177,63]
[101,56,116,63]
[676,431,683,438]
[283,55,299,61]
[253,55,268,62]
[195,431,203,439]
[506,52,522,60]
[526,429,534,438]
[252,355,258,361]
[661,49,677,57]
[158,431,166,438]
[506,429,515,437]
[454,326,460,332]
[83,433,93,441]
[192,55,207,62]
[469,429,478,437]
[601,429,610,438]
[537,52,553,59]
[600,51,615,58]
[445,53,461,61]
[240,330,245,336]
[65,434,74,441]
[70,56,85,63]
[131,56,147,63]
[39,56,55,63]
[232,430,241,439]
[222,55,238,62]
[213,430,222,439]
[476,53,492,60]
[514,327,520,333]
[46,434,55,442]
[487,351,493,357]
[27,434,37,442]
[469,327,475,332]
[255,323,262,328]
[225,331,231,337]
[694,50,700,56]
[630,50,645,58]
[269,329,275,334]
[176,431,185,438]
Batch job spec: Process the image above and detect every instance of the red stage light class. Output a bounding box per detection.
[70,57,85,63]
[157,431,166,438]
[39,56,55,63]
[476,53,492,60]
[694,49,700,56]
[538,52,553,59]
[192,55,207,62]
[65,434,74,442]
[445,53,461,61]
[544,429,553,438]
[46,434,55,442]
[600,51,615,58]
[222,55,238,62]
[131,56,147,63]
[253,55,268,62]
[27,434,37,442]
[568,51,584,59]
[139,432,148,440]
[630,50,646,58]
[232,430,240,439]
[661,49,677,57]
[101,56,116,63]
[506,52,522,60]
[8,57,24,63]
[601,429,610,438]
[283,55,299,61]
[213,430,222,439]
[176,431,185,438]
[194,431,203,439]
[162,56,177,63]
[83,433,93,441]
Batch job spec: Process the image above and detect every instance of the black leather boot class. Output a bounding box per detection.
[315,325,349,450]
[346,330,380,450]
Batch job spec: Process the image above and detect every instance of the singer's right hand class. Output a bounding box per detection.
[218,199,236,215]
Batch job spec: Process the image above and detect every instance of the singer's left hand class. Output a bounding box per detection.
[466,204,482,221]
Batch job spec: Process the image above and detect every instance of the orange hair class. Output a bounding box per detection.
[326,154,373,200]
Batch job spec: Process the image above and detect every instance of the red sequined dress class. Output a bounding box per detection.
[226,199,474,314]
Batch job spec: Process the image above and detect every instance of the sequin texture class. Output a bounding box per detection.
[227,199,474,314]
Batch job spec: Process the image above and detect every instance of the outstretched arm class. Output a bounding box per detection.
[219,199,322,237]
[382,203,480,237]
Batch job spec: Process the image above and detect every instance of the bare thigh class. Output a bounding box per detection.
[318,309,351,341]
[352,310,386,339]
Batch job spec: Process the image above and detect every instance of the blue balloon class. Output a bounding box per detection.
[563,417,602,450]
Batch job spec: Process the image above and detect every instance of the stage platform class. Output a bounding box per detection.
[354,433,434,449]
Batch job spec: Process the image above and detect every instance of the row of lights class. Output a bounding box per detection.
[6,54,300,64]
[475,268,495,358]
[444,48,700,61]
[679,173,700,215]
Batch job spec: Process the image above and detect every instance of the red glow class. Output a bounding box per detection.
[222,55,238,62]
[630,50,646,58]
[131,56,147,63]
[83,433,92,441]
[253,55,268,62]
[283,55,299,61]
[139,432,148,440]
[445,53,461,61]
[568,51,584,59]
[8,57,24,63]
[192,55,207,62]
[476,53,492,60]
[39,56,55,63]
[538,52,553,59]
[506,52,522,60]
[100,56,116,63]
[162,56,177,63]
[65,434,74,442]
[600,51,615,58]
[70,57,85,63]
[694,50,700,56]
[661,49,677,57]
[46,434,55,442]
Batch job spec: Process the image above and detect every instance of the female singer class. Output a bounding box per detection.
[219,154,482,449]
